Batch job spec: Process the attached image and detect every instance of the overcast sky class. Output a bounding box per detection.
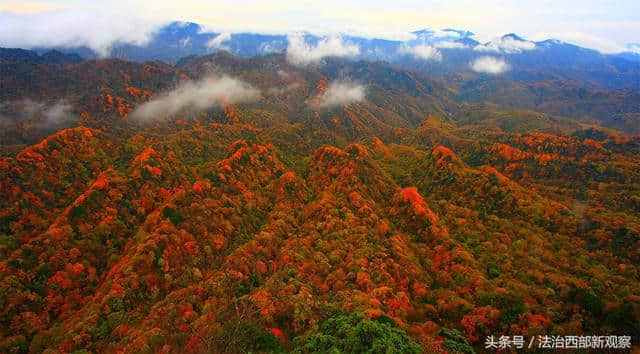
[1,0,638,54]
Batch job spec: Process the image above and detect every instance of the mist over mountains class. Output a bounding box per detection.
[3,20,638,140]
[15,21,639,91]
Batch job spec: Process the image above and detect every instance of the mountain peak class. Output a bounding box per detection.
[165,21,202,32]
[441,28,475,38]
[501,33,526,41]
[0,47,84,65]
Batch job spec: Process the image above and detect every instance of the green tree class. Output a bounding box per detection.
[439,328,475,354]
[293,313,421,354]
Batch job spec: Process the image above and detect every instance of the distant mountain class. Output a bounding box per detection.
[617,51,640,62]
[619,43,640,61]
[109,22,290,63]
[21,21,638,90]
[0,48,83,65]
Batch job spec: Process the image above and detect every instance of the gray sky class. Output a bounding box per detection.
[1,0,638,54]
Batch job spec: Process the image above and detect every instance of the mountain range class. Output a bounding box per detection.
[24,21,640,90]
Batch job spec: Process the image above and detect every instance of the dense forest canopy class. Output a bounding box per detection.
[0,44,638,353]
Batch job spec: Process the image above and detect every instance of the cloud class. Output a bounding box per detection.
[474,36,536,53]
[0,9,161,56]
[434,41,468,49]
[286,34,360,66]
[22,99,73,124]
[399,44,442,61]
[319,81,366,108]
[258,41,283,54]
[21,99,45,117]
[470,56,510,74]
[44,101,73,124]
[131,76,260,122]
[430,29,462,39]
[207,32,231,50]
[179,37,192,48]
[0,99,74,126]
[628,43,640,54]
[414,28,472,41]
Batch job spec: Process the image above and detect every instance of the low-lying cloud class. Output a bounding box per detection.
[131,76,260,122]
[319,81,366,108]
[207,32,232,50]
[286,34,360,66]
[179,37,192,48]
[399,44,443,61]
[0,99,74,126]
[259,41,282,54]
[470,56,510,74]
[0,9,161,56]
[43,101,73,124]
[434,41,468,49]
[474,37,536,54]
[428,29,463,39]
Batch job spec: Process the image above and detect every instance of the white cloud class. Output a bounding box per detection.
[131,76,260,121]
[179,36,192,48]
[474,36,536,54]
[628,43,640,54]
[414,29,471,41]
[207,32,232,50]
[434,41,468,49]
[319,81,366,108]
[470,56,509,74]
[431,29,462,39]
[286,34,360,66]
[258,41,282,54]
[0,99,74,126]
[399,44,443,61]
[21,99,45,116]
[0,9,161,56]
[43,101,73,124]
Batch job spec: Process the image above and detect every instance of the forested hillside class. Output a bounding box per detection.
[0,49,638,353]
